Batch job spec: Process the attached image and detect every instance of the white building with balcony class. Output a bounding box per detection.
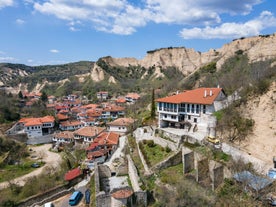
[156,87,226,128]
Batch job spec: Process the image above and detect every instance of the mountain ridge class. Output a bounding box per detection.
[0,33,276,94]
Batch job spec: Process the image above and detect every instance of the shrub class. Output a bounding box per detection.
[147,140,155,148]
[165,146,171,153]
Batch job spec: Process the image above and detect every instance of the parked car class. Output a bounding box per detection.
[69,191,83,206]
[207,136,220,145]
[44,202,54,207]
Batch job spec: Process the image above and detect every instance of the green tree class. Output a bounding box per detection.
[41,91,48,102]
[18,91,23,99]
[151,88,156,120]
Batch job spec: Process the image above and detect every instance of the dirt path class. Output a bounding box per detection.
[0,144,62,190]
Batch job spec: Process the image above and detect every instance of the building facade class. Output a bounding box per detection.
[156,88,226,128]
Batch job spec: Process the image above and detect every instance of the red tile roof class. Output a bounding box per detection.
[64,168,82,181]
[19,116,55,127]
[126,93,140,100]
[87,149,106,159]
[156,87,223,105]
[60,120,83,127]
[54,131,74,139]
[107,118,134,126]
[57,113,69,121]
[74,126,105,137]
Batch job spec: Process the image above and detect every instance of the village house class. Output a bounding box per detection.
[86,131,120,162]
[73,126,105,144]
[125,92,140,103]
[101,104,125,120]
[156,87,226,128]
[97,91,109,100]
[18,115,55,138]
[52,131,74,144]
[59,120,85,131]
[107,117,135,134]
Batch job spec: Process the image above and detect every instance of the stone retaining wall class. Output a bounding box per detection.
[17,184,73,207]
[152,150,182,171]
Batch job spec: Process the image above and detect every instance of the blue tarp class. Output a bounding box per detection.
[233,171,273,191]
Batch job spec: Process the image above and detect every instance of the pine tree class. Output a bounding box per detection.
[151,88,156,120]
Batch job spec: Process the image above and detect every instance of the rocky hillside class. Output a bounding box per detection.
[102,33,276,75]
[0,33,276,95]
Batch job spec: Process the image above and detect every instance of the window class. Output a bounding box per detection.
[171,115,176,119]
[203,105,206,114]
[191,104,194,113]
[196,105,200,114]
[164,114,167,118]
[194,118,197,123]
[187,104,190,113]
[188,115,191,120]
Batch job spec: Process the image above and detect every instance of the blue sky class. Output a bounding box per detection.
[0,0,276,66]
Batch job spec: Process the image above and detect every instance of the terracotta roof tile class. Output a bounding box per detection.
[156,87,223,105]
[54,131,74,139]
[74,126,105,137]
[64,168,82,181]
[60,120,83,127]
[107,118,135,126]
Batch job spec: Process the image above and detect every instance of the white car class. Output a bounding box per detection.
[44,202,54,207]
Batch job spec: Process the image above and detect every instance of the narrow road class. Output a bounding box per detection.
[0,144,62,190]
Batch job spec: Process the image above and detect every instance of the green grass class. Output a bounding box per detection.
[158,163,183,184]
[0,160,44,182]
[140,140,172,167]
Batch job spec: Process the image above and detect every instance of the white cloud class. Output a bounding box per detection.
[0,0,13,9]
[0,56,16,62]
[179,11,276,39]
[50,49,59,53]
[16,18,25,25]
[32,0,263,35]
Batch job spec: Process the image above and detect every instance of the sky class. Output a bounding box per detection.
[0,0,276,66]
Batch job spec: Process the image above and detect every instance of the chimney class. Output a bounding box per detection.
[204,90,207,97]
[210,90,213,96]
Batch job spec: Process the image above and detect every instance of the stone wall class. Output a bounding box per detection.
[95,164,111,207]
[152,150,182,171]
[17,184,73,207]
[127,155,147,206]
[96,191,111,207]
[98,164,112,179]
[127,155,141,191]
[182,146,225,190]
[182,147,194,173]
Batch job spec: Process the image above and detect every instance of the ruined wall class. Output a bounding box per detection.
[127,155,141,191]
[127,155,147,206]
[182,147,194,173]
[95,164,111,207]
[182,146,225,190]
[96,191,111,207]
[98,164,112,178]
[152,150,182,171]
[17,185,73,207]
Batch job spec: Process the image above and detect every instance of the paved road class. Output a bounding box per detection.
[50,176,91,207]
[0,144,62,190]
